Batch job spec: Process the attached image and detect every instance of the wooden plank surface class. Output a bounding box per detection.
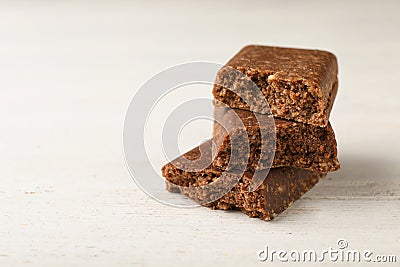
[0,1,399,266]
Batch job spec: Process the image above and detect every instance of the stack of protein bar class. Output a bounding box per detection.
[162,45,340,221]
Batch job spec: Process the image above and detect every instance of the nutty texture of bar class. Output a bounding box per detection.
[213,104,340,173]
[213,45,338,126]
[162,141,324,221]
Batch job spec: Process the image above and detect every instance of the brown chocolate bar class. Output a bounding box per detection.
[162,140,324,221]
[213,104,340,173]
[213,45,338,126]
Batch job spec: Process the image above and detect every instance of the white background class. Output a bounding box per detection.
[1,0,399,266]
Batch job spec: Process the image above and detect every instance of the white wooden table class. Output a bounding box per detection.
[0,1,399,266]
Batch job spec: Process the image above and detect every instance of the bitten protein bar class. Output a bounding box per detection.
[213,45,338,126]
[162,140,324,221]
[212,103,340,173]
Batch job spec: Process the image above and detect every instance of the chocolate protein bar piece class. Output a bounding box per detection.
[213,104,340,173]
[213,45,338,126]
[162,140,324,221]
